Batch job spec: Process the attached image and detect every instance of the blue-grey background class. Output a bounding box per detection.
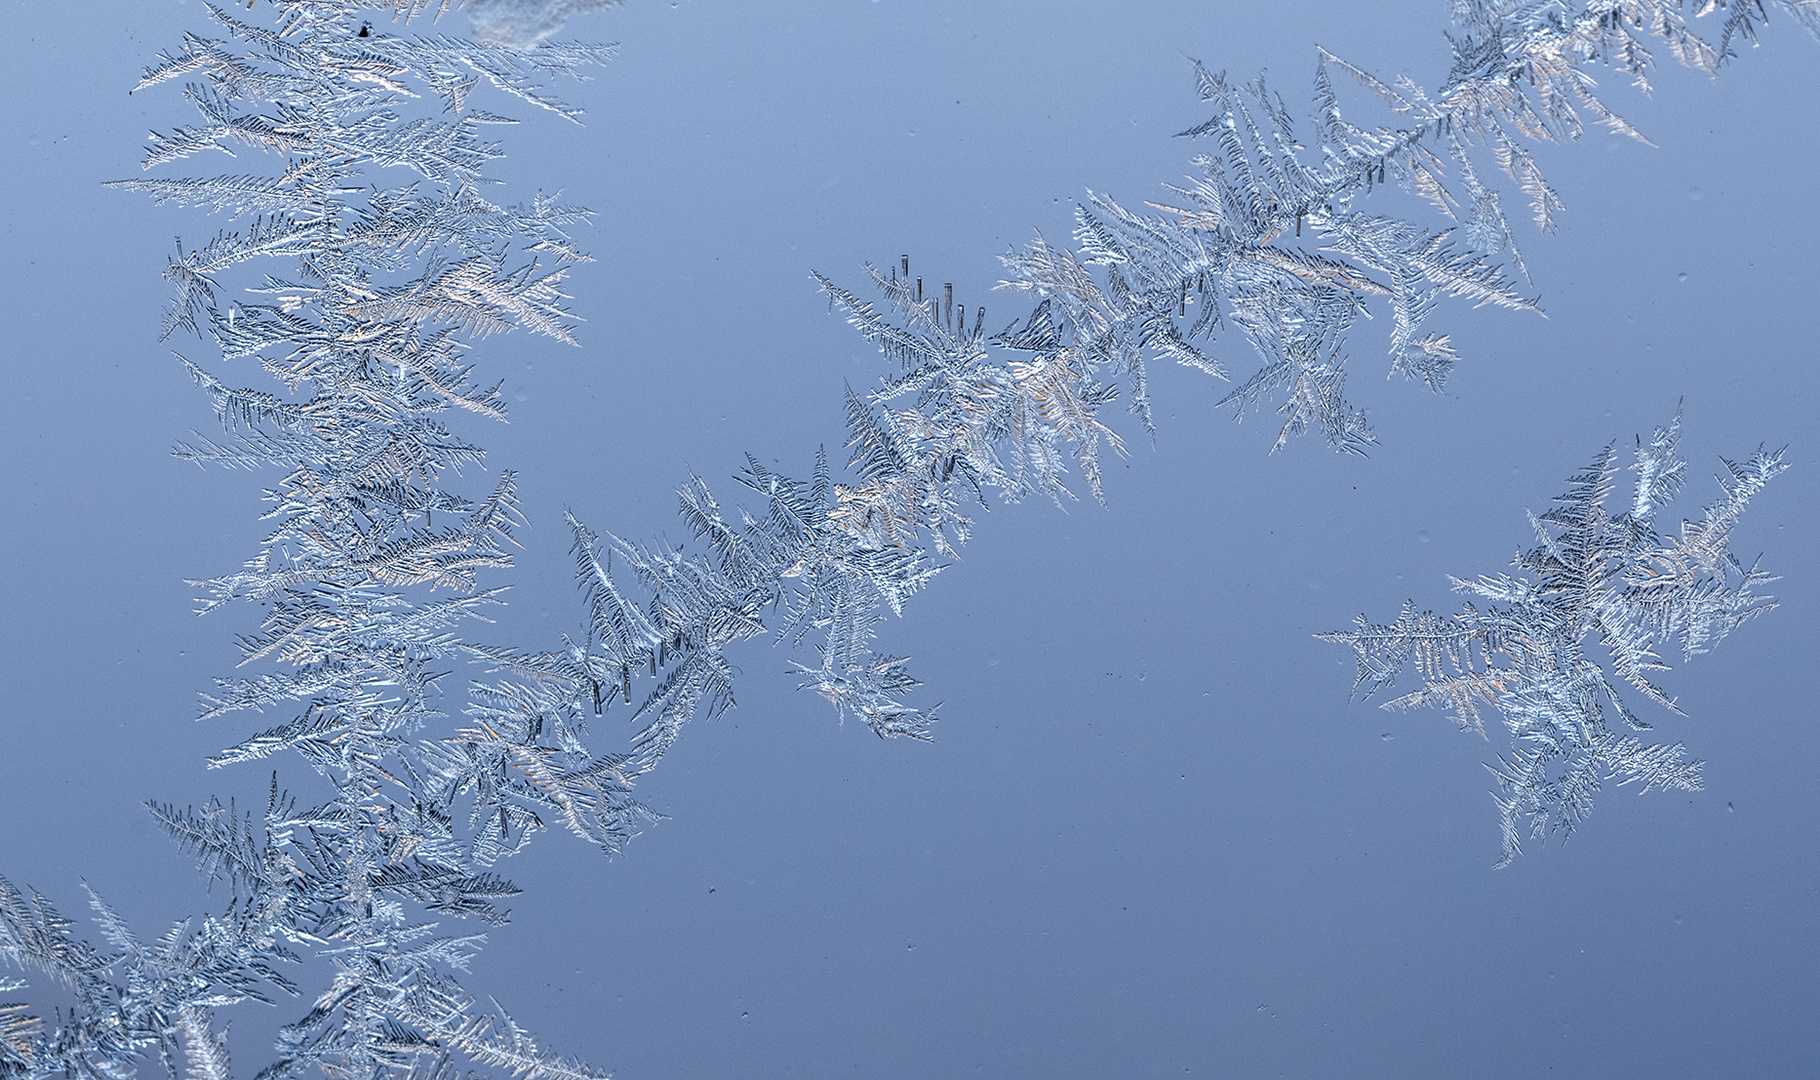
[2,1,1816,1076]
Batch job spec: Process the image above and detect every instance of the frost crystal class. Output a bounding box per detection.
[1002,0,1820,452]
[1321,408,1786,866]
[7,5,622,1080]
[4,3,1812,1078]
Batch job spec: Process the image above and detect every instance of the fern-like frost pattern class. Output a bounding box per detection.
[1001,0,1819,453]
[6,5,621,1080]
[4,2,1812,1079]
[1321,408,1786,866]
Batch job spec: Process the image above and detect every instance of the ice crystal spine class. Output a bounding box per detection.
[999,0,1820,454]
[557,0,1816,771]
[1321,408,1787,866]
[6,4,626,1080]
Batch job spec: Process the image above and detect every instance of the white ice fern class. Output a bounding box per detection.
[2,2,1810,1079]
[1321,408,1787,866]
